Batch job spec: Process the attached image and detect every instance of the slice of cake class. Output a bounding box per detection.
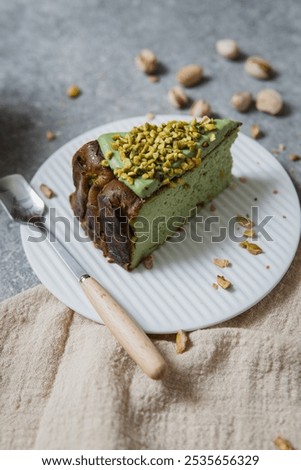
[70,118,241,270]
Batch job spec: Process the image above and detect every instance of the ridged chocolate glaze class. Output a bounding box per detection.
[70,140,142,270]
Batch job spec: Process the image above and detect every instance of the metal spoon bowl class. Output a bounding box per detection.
[0,174,45,224]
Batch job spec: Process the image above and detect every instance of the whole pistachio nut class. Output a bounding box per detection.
[231,91,253,112]
[176,64,203,87]
[216,39,240,60]
[168,86,189,108]
[190,99,212,117]
[256,89,283,115]
[245,56,274,79]
[135,49,158,74]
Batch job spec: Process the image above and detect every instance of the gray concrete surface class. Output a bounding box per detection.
[1,0,301,300]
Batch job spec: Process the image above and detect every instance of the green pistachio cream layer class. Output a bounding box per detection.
[93,117,241,269]
[98,118,240,199]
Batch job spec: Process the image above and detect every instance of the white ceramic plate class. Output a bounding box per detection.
[20,115,300,333]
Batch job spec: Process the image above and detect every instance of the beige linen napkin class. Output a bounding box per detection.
[0,244,300,450]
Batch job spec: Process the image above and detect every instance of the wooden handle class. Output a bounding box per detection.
[80,276,167,380]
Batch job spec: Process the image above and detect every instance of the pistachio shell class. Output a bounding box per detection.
[176,330,188,354]
[274,436,294,450]
[250,124,262,139]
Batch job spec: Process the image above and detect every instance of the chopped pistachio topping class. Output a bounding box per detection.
[213,258,231,268]
[103,119,217,186]
[217,275,232,289]
[240,240,263,255]
[236,215,255,229]
[243,228,256,238]
[105,150,113,159]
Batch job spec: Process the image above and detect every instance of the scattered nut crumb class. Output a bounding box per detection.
[213,258,231,268]
[212,283,219,290]
[176,64,203,87]
[236,216,255,229]
[135,49,158,74]
[190,99,212,118]
[289,153,301,161]
[239,177,247,183]
[231,91,253,112]
[240,240,263,255]
[148,75,159,83]
[46,130,56,141]
[273,436,294,450]
[245,56,274,79]
[250,124,262,140]
[67,85,81,98]
[176,330,188,354]
[216,39,240,60]
[266,265,270,269]
[143,255,153,269]
[217,275,232,289]
[40,183,55,199]
[273,189,278,194]
[210,203,216,212]
[146,112,155,121]
[168,86,189,109]
[243,228,256,238]
[272,143,286,154]
[256,89,283,115]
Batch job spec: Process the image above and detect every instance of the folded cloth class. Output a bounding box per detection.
[0,244,300,450]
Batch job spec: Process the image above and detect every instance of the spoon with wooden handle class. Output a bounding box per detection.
[0,174,167,380]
